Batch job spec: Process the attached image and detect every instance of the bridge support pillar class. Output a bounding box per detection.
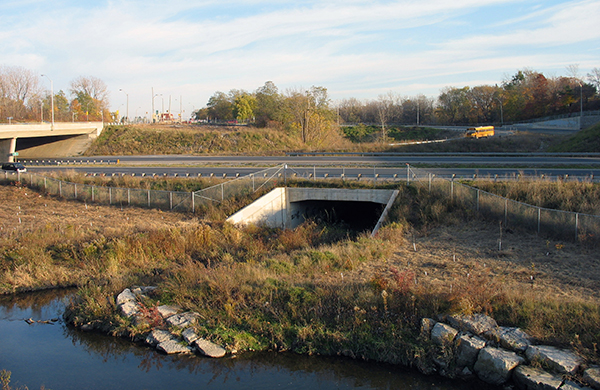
[0,138,17,163]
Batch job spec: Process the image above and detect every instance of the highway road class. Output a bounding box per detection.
[19,153,600,181]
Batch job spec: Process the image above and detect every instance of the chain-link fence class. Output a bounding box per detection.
[1,165,286,213]
[2,164,598,243]
[406,166,600,243]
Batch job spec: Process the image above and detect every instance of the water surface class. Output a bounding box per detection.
[0,290,487,389]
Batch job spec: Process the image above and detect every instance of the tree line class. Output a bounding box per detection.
[0,65,111,123]
[196,67,600,134]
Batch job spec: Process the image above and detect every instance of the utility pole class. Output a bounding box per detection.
[41,74,54,130]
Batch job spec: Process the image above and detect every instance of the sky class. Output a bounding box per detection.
[2,0,600,119]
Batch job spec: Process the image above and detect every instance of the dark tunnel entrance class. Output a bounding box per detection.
[290,200,385,233]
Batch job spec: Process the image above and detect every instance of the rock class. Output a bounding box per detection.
[496,327,532,353]
[195,338,226,358]
[166,312,200,328]
[420,318,436,339]
[513,365,563,390]
[157,339,192,355]
[456,334,486,368]
[525,345,582,375]
[584,367,600,389]
[447,313,498,335]
[132,286,157,296]
[146,329,175,347]
[431,322,458,345]
[182,327,199,344]
[473,346,525,385]
[157,305,181,318]
[561,381,594,390]
[119,300,140,317]
[116,289,137,306]
[81,323,94,332]
[460,366,474,379]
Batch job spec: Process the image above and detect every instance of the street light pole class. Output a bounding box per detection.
[119,89,129,124]
[580,82,583,129]
[41,74,54,130]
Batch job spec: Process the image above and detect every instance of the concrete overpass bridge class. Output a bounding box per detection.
[0,122,103,162]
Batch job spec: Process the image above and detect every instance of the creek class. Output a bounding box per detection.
[0,290,484,390]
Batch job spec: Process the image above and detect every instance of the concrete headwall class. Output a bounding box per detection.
[226,187,398,234]
[226,187,288,228]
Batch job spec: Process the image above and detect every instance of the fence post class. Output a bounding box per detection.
[74,183,78,199]
[476,189,480,212]
[428,173,432,192]
[252,174,255,192]
[109,187,112,205]
[170,192,173,210]
[148,190,151,208]
[59,181,62,197]
[450,174,455,201]
[44,177,47,190]
[504,198,508,226]
[92,186,95,203]
[128,189,131,205]
[221,183,224,201]
[406,164,410,184]
[191,192,195,212]
[575,213,579,241]
[537,208,541,235]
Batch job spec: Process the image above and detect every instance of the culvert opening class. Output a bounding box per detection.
[226,187,399,237]
[291,200,384,233]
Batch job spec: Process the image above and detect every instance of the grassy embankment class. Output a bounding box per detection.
[1,174,599,369]
[85,123,566,157]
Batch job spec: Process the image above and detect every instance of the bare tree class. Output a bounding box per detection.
[0,65,42,121]
[587,67,600,92]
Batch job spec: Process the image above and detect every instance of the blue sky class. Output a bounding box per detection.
[2,0,599,118]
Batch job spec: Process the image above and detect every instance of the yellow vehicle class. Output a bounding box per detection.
[466,126,494,138]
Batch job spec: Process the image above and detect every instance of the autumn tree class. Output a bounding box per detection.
[437,87,471,124]
[69,76,109,121]
[281,86,337,145]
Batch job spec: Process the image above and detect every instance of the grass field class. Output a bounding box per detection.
[2,176,599,368]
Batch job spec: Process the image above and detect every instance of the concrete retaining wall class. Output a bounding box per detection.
[226,187,398,234]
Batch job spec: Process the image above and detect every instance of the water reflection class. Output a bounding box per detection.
[0,290,491,390]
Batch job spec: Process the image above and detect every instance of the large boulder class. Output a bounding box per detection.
[525,345,582,375]
[157,340,193,355]
[146,329,175,347]
[584,367,600,389]
[456,334,486,368]
[447,313,498,335]
[513,365,563,390]
[431,322,458,345]
[116,289,137,306]
[157,305,180,318]
[166,312,200,328]
[496,327,532,353]
[119,300,140,317]
[474,346,525,385]
[195,338,226,358]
